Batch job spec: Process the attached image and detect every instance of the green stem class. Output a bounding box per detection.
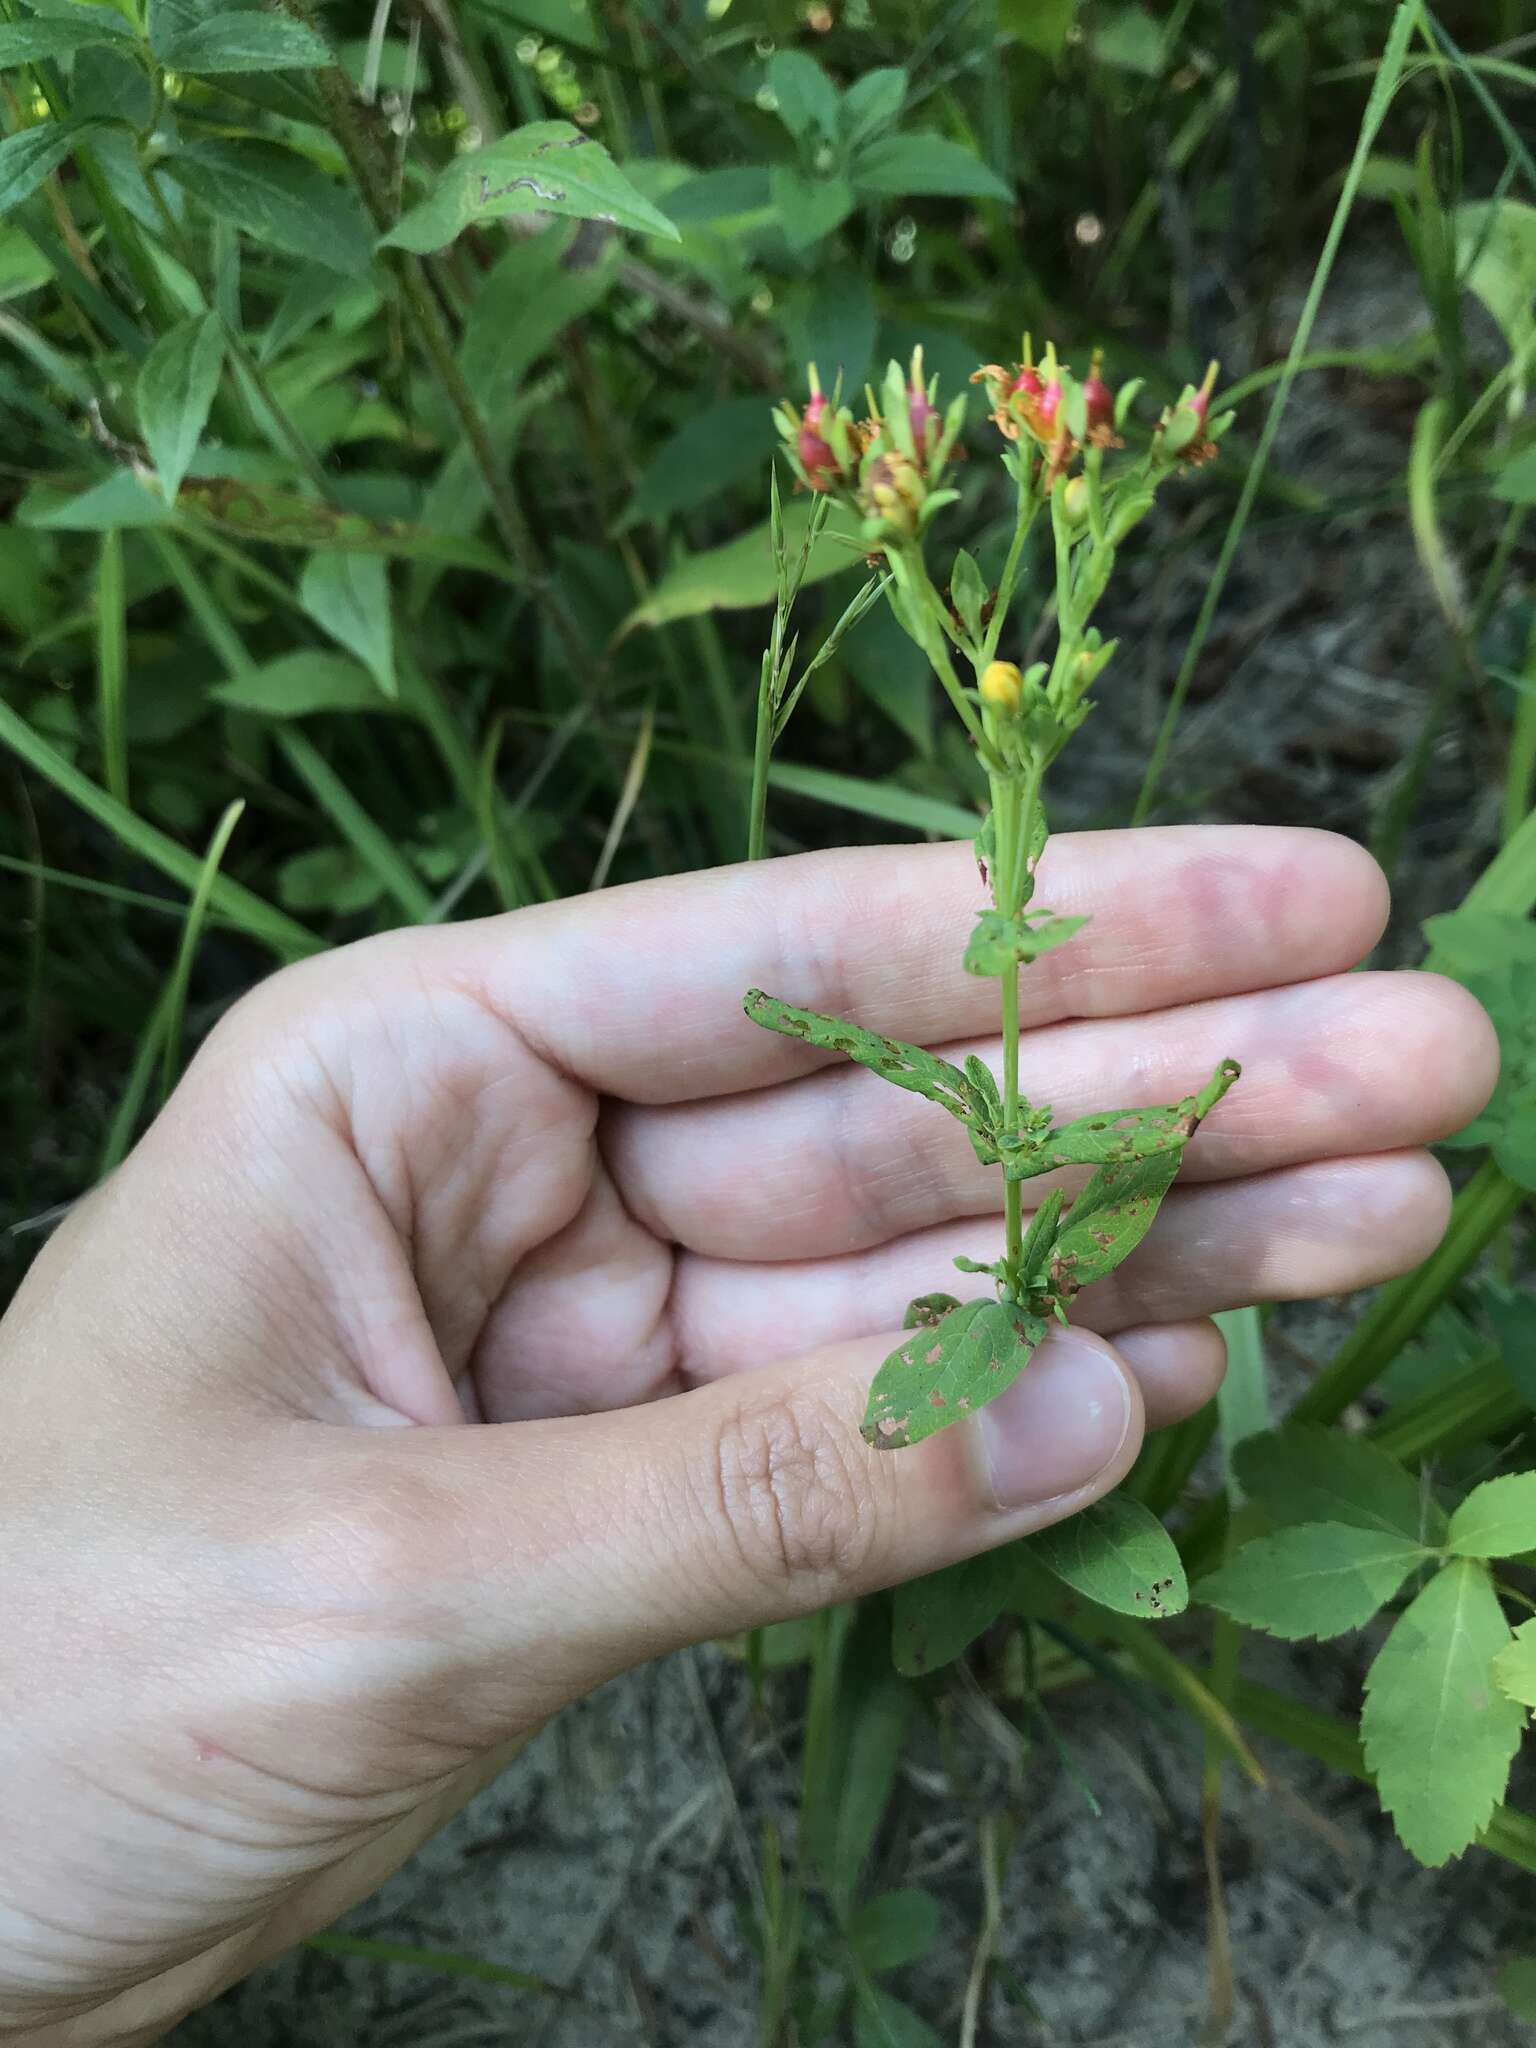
[989,755,1045,1286]
[903,546,987,751]
[746,653,775,862]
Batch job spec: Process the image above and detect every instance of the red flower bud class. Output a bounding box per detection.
[797,393,837,486]
[1037,378,1062,426]
[908,382,938,447]
[1083,366,1113,431]
[1013,364,1044,399]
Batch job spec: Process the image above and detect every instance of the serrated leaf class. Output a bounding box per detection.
[852,133,1011,201]
[0,8,135,65]
[1448,1472,1536,1559]
[767,48,840,139]
[1493,1617,1536,1708]
[862,1298,1047,1449]
[137,311,224,506]
[151,7,330,71]
[1026,1493,1187,1619]
[1234,1424,1446,1543]
[1362,1557,1522,1866]
[0,120,98,223]
[840,66,906,148]
[209,651,397,718]
[891,1550,1012,1675]
[160,139,373,275]
[381,121,678,254]
[849,1888,941,1973]
[963,907,1087,976]
[1018,1057,1239,1176]
[1202,1522,1429,1641]
[1047,1149,1179,1298]
[1421,908,1536,1190]
[299,551,394,698]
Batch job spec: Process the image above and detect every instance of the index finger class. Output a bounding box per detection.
[456,825,1386,1105]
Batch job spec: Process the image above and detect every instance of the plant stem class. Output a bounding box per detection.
[989,754,1045,1286]
[747,652,775,862]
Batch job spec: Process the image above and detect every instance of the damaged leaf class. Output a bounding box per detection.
[863,1297,1047,1449]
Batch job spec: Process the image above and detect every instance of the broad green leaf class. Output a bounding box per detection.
[853,1985,941,2048]
[1047,1149,1180,1298]
[848,1889,941,1974]
[784,269,876,402]
[1362,1557,1522,1865]
[459,227,619,411]
[1234,1424,1444,1543]
[160,140,374,275]
[1091,1,1166,73]
[150,6,330,71]
[0,120,98,223]
[743,989,984,1134]
[21,470,173,530]
[862,1298,1047,1449]
[620,497,864,630]
[891,1550,1012,1676]
[1202,1522,1429,1641]
[852,133,1010,202]
[771,165,854,252]
[1026,1492,1187,1619]
[1448,1472,1536,1559]
[299,551,395,698]
[1493,1617,1536,1708]
[210,651,396,719]
[620,398,777,529]
[1018,1057,1239,1176]
[805,1605,910,1909]
[278,845,383,914]
[841,66,906,148]
[1457,199,1536,405]
[382,121,678,254]
[174,476,518,580]
[963,907,1087,976]
[0,9,135,65]
[1498,1957,1536,2023]
[1420,908,1536,1189]
[767,49,840,139]
[1001,0,1077,56]
[661,165,773,224]
[136,311,224,506]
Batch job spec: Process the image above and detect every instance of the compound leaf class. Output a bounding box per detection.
[1233,1424,1444,1543]
[1026,1492,1187,1619]
[1494,1617,1536,1709]
[1202,1522,1430,1641]
[1362,1557,1522,1866]
[862,1297,1046,1449]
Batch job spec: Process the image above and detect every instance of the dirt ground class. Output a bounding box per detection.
[162,250,1536,2047]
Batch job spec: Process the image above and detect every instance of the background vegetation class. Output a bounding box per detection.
[8,0,1536,2039]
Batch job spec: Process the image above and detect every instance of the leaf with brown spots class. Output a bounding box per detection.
[1047,1149,1181,1300]
[862,1297,1047,1450]
[1005,1056,1239,1180]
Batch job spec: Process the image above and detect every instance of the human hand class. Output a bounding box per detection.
[0,828,1495,2044]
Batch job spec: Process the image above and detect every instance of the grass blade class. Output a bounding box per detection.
[277,731,434,925]
[95,527,128,806]
[159,799,246,1104]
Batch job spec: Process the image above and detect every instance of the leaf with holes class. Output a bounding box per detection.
[862,1297,1046,1449]
[963,908,1087,977]
[1013,1057,1239,1177]
[1026,1493,1187,1618]
[382,121,678,254]
[1045,1149,1179,1300]
[1202,1522,1431,1641]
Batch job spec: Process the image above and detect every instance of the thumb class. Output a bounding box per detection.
[371,1324,1144,1713]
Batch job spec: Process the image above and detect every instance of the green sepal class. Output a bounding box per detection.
[963,907,1087,977]
[863,1297,1048,1449]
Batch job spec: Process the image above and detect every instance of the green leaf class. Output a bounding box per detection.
[848,1889,941,1974]
[1202,1522,1430,1641]
[840,66,906,149]
[210,651,397,718]
[299,551,395,698]
[853,1985,941,2048]
[0,120,98,223]
[1234,1424,1444,1543]
[1457,199,1536,405]
[1420,908,1536,1189]
[806,1605,910,1910]
[851,134,1010,202]
[963,907,1087,976]
[1046,1149,1180,1299]
[382,121,678,254]
[621,497,864,630]
[0,9,135,65]
[784,269,876,402]
[767,49,840,139]
[620,398,777,529]
[1026,1493,1188,1619]
[173,475,518,581]
[1493,1617,1536,1708]
[1000,0,1077,56]
[1020,1058,1239,1176]
[862,1298,1047,1450]
[1497,1957,1536,2022]
[771,165,854,252]
[160,140,374,275]
[150,5,330,71]
[459,226,619,411]
[1090,1,1166,73]
[1448,1472,1536,1560]
[948,546,985,641]
[743,988,982,1134]
[1362,1557,1523,1865]
[22,470,173,530]
[136,311,224,506]
[890,1550,1012,1676]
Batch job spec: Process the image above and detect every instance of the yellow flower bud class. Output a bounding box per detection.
[979,661,1024,714]
[1062,474,1090,525]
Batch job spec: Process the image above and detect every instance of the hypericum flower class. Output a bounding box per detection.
[798,393,836,485]
[1159,359,1223,468]
[774,366,864,494]
[862,450,926,537]
[979,660,1024,714]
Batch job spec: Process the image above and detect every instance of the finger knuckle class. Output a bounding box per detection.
[709,1387,875,1604]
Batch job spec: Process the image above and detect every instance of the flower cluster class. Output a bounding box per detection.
[773,347,967,544]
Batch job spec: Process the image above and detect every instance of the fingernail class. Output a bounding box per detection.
[971,1329,1133,1512]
